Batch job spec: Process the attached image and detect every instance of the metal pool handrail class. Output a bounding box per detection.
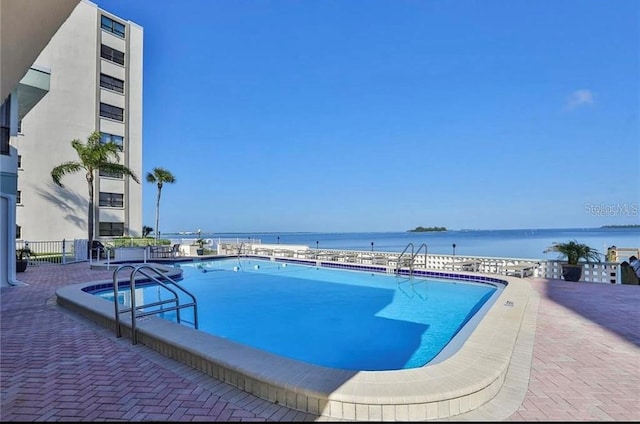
[396,243,415,276]
[412,243,428,269]
[112,264,199,345]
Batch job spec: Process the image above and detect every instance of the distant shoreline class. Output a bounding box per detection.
[408,226,447,233]
[164,226,639,236]
[601,224,640,228]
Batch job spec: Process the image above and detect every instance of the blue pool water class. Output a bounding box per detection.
[99,258,500,371]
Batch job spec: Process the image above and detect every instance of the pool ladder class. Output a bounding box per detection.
[112,264,198,345]
[236,242,247,269]
[395,243,428,278]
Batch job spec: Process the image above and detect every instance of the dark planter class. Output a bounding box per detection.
[196,248,204,256]
[16,260,28,273]
[562,264,582,282]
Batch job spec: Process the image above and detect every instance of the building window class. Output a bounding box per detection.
[100,103,124,122]
[16,191,22,204]
[100,74,124,93]
[99,192,124,208]
[99,132,124,150]
[0,127,8,155]
[17,155,22,168]
[101,15,126,38]
[99,222,124,237]
[99,169,124,179]
[1,97,10,155]
[100,44,125,66]
[1,126,8,155]
[16,225,21,239]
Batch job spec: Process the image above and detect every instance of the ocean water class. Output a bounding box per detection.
[171,227,640,261]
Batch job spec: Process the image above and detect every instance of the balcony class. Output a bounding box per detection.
[16,66,51,120]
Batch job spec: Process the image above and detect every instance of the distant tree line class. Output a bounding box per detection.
[601,224,640,228]
[407,226,447,232]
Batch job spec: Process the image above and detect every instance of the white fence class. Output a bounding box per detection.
[15,238,631,284]
[16,239,86,265]
[540,260,619,284]
[218,242,626,284]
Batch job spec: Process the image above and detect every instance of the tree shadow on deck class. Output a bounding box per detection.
[542,278,640,347]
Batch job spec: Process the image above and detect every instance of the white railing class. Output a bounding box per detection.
[166,238,214,256]
[15,238,631,284]
[219,242,625,284]
[214,238,261,248]
[541,260,619,284]
[16,239,83,265]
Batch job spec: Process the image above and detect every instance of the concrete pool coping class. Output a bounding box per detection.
[55,262,533,421]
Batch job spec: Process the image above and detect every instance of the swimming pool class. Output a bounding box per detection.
[57,257,532,420]
[96,258,500,371]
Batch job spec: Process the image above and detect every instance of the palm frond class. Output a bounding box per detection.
[102,163,140,183]
[544,240,601,264]
[51,162,84,187]
[147,167,176,184]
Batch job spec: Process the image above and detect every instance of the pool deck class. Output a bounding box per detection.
[2,261,639,421]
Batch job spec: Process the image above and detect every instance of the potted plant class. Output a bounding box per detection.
[16,247,32,273]
[195,238,206,256]
[544,240,601,282]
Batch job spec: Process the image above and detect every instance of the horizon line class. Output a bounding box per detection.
[160,225,639,235]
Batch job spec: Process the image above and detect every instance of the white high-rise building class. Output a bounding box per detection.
[12,0,143,243]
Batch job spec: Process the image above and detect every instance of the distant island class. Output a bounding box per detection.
[408,226,447,232]
[601,224,640,228]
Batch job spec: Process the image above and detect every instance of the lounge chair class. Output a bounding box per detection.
[90,240,107,259]
[503,262,538,278]
[372,256,389,266]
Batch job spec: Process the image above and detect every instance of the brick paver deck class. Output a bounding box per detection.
[1,262,639,421]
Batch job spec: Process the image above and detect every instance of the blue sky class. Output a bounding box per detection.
[94,0,639,233]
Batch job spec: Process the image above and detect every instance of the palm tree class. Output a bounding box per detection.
[544,240,601,282]
[142,225,153,238]
[146,167,176,243]
[51,131,140,257]
[544,240,601,265]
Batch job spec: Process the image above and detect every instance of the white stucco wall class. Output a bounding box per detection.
[15,1,143,242]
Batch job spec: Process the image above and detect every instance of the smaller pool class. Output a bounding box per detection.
[95,258,502,371]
